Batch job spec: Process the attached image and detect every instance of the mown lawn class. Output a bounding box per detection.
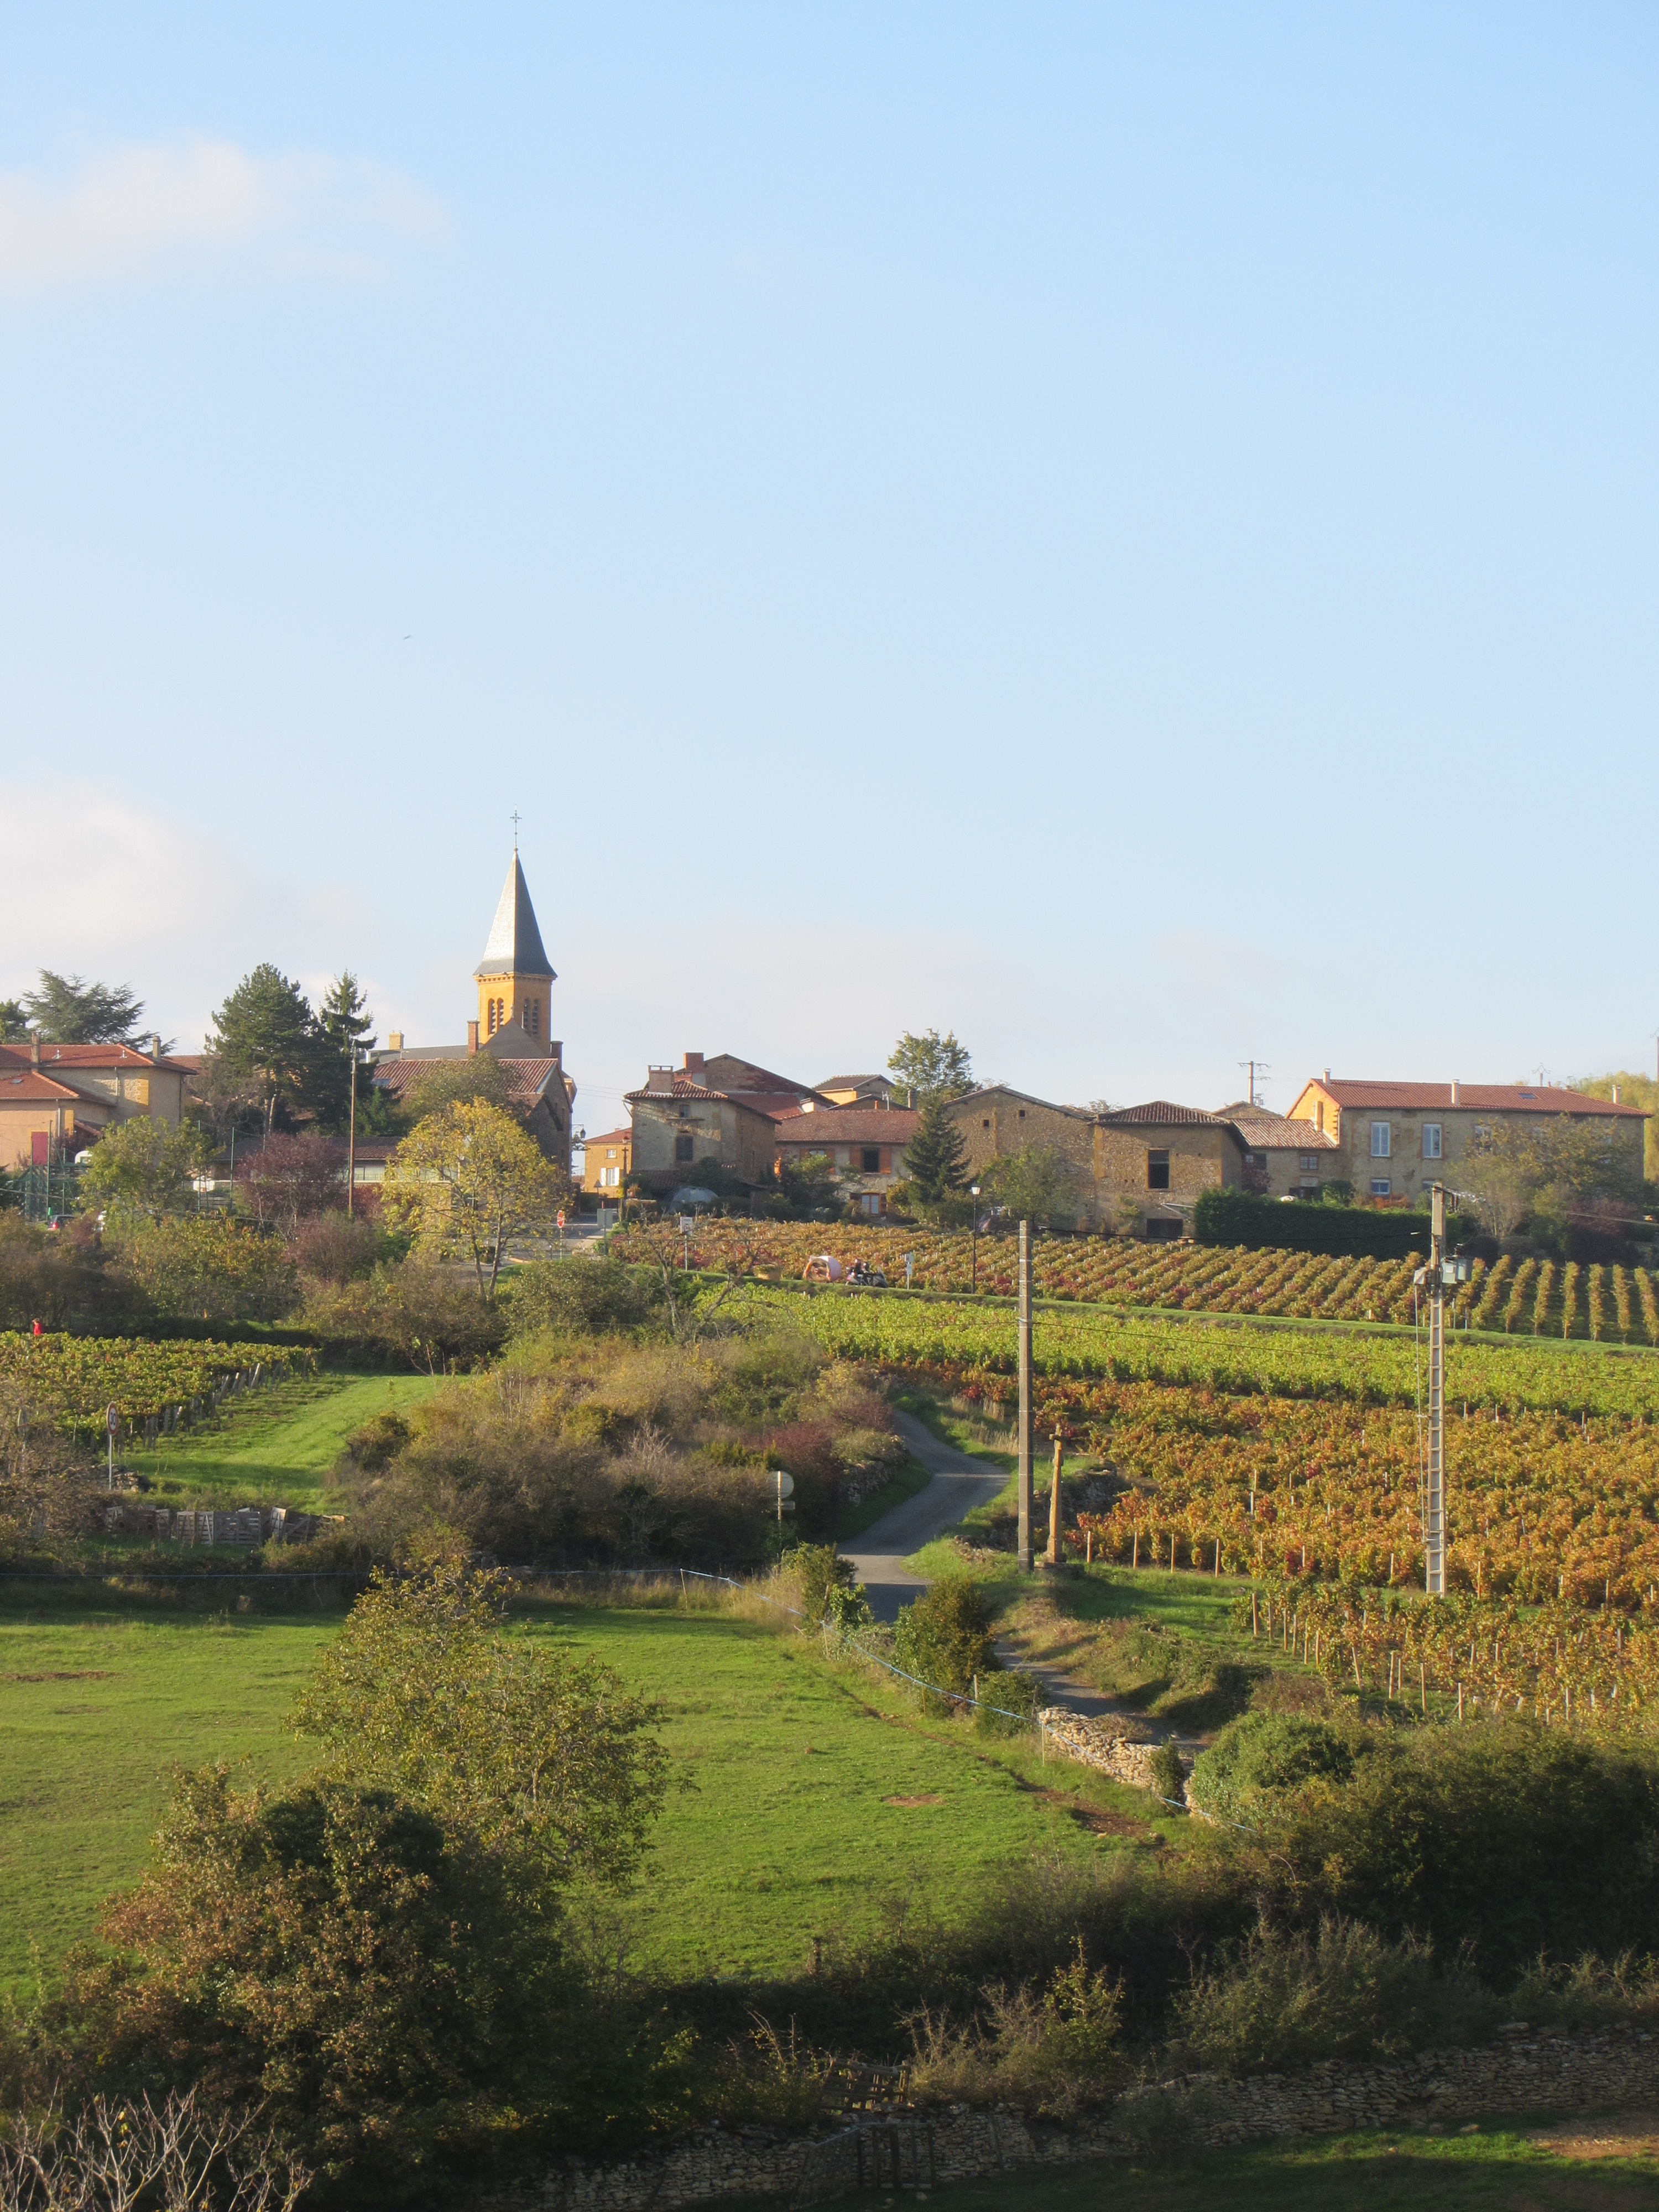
[0,1598,332,1992]
[124,1370,437,1509]
[846,2121,1659,2209]
[0,1592,1177,1995]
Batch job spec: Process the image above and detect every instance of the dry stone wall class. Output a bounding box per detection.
[480,2027,1659,2211]
[1037,1706,1192,1796]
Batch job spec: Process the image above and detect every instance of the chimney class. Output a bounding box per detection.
[646,1065,674,1095]
[388,1030,404,1053]
[151,1032,162,1061]
[1451,1077,1459,1107]
[1613,1082,1621,1105]
[30,1033,40,1066]
[466,1021,479,1056]
[550,1040,562,1066]
[682,1051,705,1074]
[1323,1067,1331,1084]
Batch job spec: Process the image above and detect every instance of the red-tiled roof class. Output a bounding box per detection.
[625,1079,730,1103]
[377,1056,565,1105]
[1220,1105,1338,1151]
[1310,1079,1644,1118]
[776,1109,919,1145]
[582,1127,632,1147]
[1104,1100,1230,1129]
[0,1042,162,1070]
[0,1069,82,1102]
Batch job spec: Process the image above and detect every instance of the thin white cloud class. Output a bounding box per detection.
[0,135,447,290]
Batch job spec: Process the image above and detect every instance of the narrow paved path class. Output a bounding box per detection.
[839,1411,1007,1623]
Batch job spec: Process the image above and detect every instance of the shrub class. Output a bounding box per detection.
[505,1258,662,1338]
[1194,1187,1435,1260]
[341,1408,411,1473]
[288,1212,383,1287]
[895,1578,998,1696]
[1188,1711,1355,1821]
[1147,1741,1185,1803]
[1171,1916,1494,2074]
[105,1214,297,1326]
[906,1940,1125,2115]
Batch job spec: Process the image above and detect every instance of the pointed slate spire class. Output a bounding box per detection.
[476,852,555,979]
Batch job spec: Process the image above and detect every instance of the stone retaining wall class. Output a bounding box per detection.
[1037,1706,1192,1796]
[484,2026,1659,2210]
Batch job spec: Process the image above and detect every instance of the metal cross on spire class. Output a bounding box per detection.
[510,809,522,849]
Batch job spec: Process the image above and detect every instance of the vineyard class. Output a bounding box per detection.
[622,1223,1659,1344]
[1205,1581,1659,1748]
[757,1285,1659,1422]
[0,1333,311,1441]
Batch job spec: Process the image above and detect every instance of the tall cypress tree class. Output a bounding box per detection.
[903,1095,971,1204]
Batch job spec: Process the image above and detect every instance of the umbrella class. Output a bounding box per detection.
[670,1186,719,1209]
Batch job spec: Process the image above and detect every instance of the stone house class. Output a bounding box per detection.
[0,1037,189,1172]
[813,1071,902,1107]
[1285,1076,1647,1208]
[1218,1102,1341,1198]
[943,1085,1245,1237]
[625,1070,780,1193]
[774,1103,919,1215]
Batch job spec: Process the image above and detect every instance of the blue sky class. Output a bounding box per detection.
[2,7,1656,1135]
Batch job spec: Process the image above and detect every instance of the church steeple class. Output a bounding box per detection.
[474,850,556,1048]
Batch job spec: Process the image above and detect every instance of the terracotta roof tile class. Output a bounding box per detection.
[1222,1107,1338,1151]
[776,1109,919,1144]
[376,1056,565,1105]
[0,1069,82,1102]
[1103,1100,1230,1129]
[1312,1079,1643,1118]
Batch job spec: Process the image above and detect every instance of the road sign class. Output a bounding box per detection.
[556,1211,566,1230]
[772,1470,795,1497]
[106,1405,118,1437]
[679,1214,695,1232]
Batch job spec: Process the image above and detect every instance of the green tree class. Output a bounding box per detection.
[20,969,144,1043]
[382,1098,566,1297]
[404,1054,524,1121]
[290,1555,669,1900]
[778,1147,837,1218]
[310,971,378,1133]
[78,1116,213,1220]
[1577,1071,1659,1182]
[208,966,319,1134]
[903,1094,971,1210]
[77,1766,577,2201]
[981,1144,1079,1228]
[887,1027,974,1104]
[0,999,28,1042]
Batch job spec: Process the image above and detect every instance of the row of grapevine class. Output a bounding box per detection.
[0,1333,310,1438]
[1229,1580,1659,1731]
[624,1223,1659,1344]
[758,1285,1659,1422]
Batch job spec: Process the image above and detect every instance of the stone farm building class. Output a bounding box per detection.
[0,1037,190,1172]
[774,1101,920,1214]
[1286,1076,1647,1208]
[1219,1101,1342,1198]
[944,1085,1248,1237]
[372,847,577,1170]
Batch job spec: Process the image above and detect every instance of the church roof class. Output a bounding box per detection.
[475,852,555,980]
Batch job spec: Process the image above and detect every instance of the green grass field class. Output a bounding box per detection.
[781,2121,1659,2209]
[124,1370,437,1509]
[0,1590,1178,1995]
[0,1598,332,1991]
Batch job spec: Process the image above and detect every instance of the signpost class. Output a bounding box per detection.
[773,1468,795,1530]
[1420,1183,1472,1597]
[106,1402,118,1491]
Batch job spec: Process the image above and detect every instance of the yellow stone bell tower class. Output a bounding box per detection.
[473,846,556,1051]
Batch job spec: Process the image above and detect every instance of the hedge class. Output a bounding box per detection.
[1193,1187,1438,1260]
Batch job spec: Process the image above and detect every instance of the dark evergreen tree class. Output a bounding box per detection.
[21,970,144,1042]
[312,971,378,1132]
[903,1094,971,1204]
[207,966,318,1133]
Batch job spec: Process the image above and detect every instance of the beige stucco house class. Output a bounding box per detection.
[0,1038,189,1172]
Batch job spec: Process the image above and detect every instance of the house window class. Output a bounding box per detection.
[1298,1152,1319,1172]
[1370,1177,1391,1197]
[679,1104,691,1119]
[1422,1123,1442,1160]
[523,998,539,1036]
[1018,1108,1026,1119]
[860,1147,881,1173]
[1370,1121,1391,1159]
[982,1118,990,1129]
[674,1135,694,1163]
[1147,1149,1171,1191]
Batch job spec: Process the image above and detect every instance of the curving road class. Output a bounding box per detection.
[839,1410,1009,1623]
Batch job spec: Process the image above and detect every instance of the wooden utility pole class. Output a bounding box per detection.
[1425,1182,1446,1595]
[346,1050,358,1218]
[1046,1432,1063,1564]
[1017,1219,1033,1569]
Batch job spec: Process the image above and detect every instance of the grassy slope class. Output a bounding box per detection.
[0,1592,1180,1995]
[763,2124,1659,2210]
[0,1599,332,1992]
[124,1371,437,1509]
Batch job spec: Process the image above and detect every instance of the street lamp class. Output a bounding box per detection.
[969,1185,981,1291]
